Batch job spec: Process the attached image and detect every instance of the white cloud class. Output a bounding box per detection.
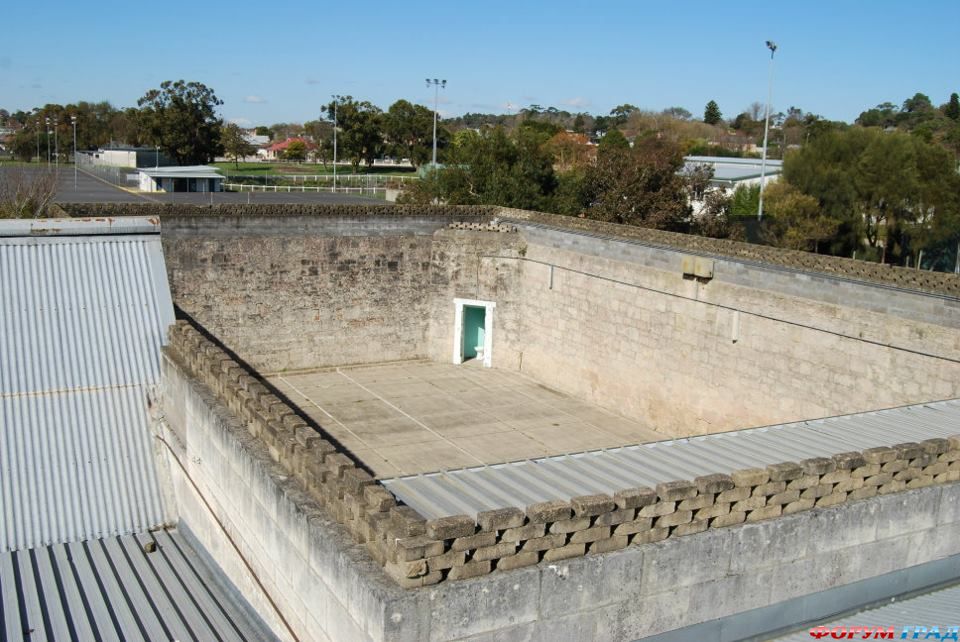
[244,95,267,104]
[305,78,322,85]
[228,117,252,126]
[561,96,591,108]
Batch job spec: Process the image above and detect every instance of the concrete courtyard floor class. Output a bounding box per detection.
[268,360,665,478]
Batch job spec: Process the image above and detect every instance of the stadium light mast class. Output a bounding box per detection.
[426,78,446,167]
[54,118,59,172]
[331,94,341,192]
[71,116,78,189]
[45,118,51,167]
[35,120,40,164]
[758,40,777,220]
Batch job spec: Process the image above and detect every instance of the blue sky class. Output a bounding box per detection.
[3,1,958,126]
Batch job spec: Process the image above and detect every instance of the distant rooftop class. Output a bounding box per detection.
[684,155,783,184]
[139,165,224,179]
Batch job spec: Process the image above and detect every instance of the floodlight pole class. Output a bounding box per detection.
[45,118,51,167]
[332,94,340,192]
[35,121,40,164]
[426,78,446,167]
[758,40,777,220]
[54,118,59,172]
[71,116,78,189]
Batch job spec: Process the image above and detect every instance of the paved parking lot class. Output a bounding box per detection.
[269,361,665,478]
[2,166,386,205]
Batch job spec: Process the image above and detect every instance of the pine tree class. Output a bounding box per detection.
[946,93,960,121]
[704,100,723,125]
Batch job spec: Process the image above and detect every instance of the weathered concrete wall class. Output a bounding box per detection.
[157,350,417,642]
[495,222,960,436]
[424,224,526,366]
[160,213,487,372]
[157,349,960,640]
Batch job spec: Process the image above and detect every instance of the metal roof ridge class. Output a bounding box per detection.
[0,216,161,237]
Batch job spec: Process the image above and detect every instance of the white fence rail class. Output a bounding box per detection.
[223,173,417,186]
[224,183,385,195]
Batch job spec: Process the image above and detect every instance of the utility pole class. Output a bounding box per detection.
[35,120,40,164]
[426,78,447,167]
[54,118,59,172]
[758,40,777,220]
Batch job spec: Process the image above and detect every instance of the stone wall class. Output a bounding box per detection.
[62,203,960,299]
[499,207,960,298]
[160,212,489,372]
[498,223,960,435]
[424,223,526,365]
[160,320,960,640]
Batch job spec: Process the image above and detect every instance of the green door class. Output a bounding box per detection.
[462,306,486,360]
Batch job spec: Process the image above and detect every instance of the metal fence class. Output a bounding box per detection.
[76,155,138,187]
[224,183,386,196]
[222,173,416,187]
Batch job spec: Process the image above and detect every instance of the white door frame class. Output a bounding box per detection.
[453,298,496,367]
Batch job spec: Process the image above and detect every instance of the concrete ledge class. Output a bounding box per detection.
[645,552,960,642]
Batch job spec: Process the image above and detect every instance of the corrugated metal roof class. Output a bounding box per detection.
[1,387,167,552]
[0,219,175,551]
[382,399,960,520]
[139,165,223,179]
[0,529,276,641]
[774,581,960,640]
[0,217,160,237]
[684,156,784,183]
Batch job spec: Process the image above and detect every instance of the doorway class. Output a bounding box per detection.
[462,306,486,361]
[452,298,496,367]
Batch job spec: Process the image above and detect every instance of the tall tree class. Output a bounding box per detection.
[783,127,960,263]
[703,100,722,125]
[304,119,333,165]
[399,126,557,210]
[598,128,630,153]
[137,80,224,165]
[221,123,256,168]
[662,106,693,121]
[760,181,839,252]
[283,139,307,161]
[609,104,638,126]
[582,136,689,230]
[324,96,383,170]
[945,92,960,121]
[382,99,436,168]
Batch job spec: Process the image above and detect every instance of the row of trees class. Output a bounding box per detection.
[4,81,226,166]
[397,103,959,270]
[398,119,726,238]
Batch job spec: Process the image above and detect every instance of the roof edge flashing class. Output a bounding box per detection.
[0,216,161,237]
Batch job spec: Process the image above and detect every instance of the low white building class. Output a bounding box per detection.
[138,166,224,193]
[684,155,783,192]
[81,146,172,168]
[683,156,784,217]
